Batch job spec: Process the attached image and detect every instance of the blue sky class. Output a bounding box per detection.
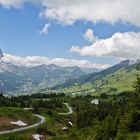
[0,0,140,69]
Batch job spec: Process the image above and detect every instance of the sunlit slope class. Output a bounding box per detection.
[54,60,138,95]
[91,68,136,94]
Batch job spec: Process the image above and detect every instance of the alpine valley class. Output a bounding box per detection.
[0,49,87,94]
[0,49,138,95]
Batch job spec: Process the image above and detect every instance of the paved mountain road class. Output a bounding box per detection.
[0,102,72,135]
[0,114,45,135]
[59,103,73,115]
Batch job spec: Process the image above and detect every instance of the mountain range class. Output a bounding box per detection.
[0,62,86,94]
[0,48,139,95]
[0,49,87,94]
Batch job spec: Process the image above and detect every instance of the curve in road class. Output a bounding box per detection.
[59,103,73,115]
[0,114,46,135]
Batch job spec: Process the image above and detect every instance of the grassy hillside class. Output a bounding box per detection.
[91,68,137,94]
[55,67,137,96]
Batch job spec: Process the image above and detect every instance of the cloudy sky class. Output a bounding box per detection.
[0,0,140,69]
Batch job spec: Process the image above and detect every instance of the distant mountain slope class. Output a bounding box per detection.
[0,61,85,94]
[24,64,84,87]
[53,60,138,95]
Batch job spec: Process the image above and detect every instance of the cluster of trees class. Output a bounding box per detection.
[0,92,66,108]
[30,92,65,98]
[65,95,140,139]
[0,93,17,107]
[32,98,63,109]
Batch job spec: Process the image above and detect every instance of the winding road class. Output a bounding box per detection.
[0,114,46,135]
[59,103,73,115]
[0,102,73,135]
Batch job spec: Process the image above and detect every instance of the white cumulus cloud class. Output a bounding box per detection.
[0,0,26,8]
[1,0,140,26]
[1,53,110,70]
[84,29,97,43]
[0,0,39,8]
[40,23,51,35]
[40,0,140,26]
[70,32,140,60]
